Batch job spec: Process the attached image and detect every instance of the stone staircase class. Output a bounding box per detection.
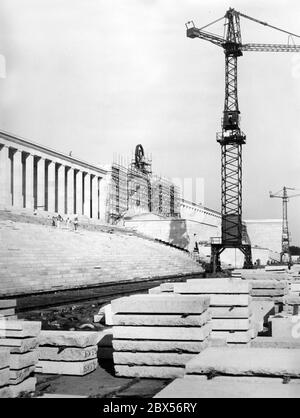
[0,218,204,296]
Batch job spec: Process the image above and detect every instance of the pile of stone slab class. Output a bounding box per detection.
[0,349,11,398]
[0,299,17,321]
[155,347,300,398]
[0,320,41,397]
[247,280,289,304]
[111,294,211,379]
[36,331,99,376]
[283,295,300,315]
[173,279,255,344]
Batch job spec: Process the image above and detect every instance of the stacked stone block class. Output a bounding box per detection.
[111,294,211,379]
[174,279,255,344]
[247,280,288,304]
[0,348,10,398]
[36,331,99,375]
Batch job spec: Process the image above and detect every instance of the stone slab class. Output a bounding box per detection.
[113,339,209,353]
[148,287,162,294]
[154,375,300,398]
[0,300,16,309]
[249,281,288,289]
[38,345,98,361]
[10,351,38,370]
[0,309,15,317]
[2,316,18,321]
[113,352,195,366]
[173,287,250,306]
[210,331,252,343]
[111,295,210,314]
[9,377,37,398]
[39,330,100,348]
[36,358,98,375]
[291,283,300,292]
[185,347,300,377]
[9,366,35,385]
[250,337,300,349]
[160,283,176,292]
[112,310,211,327]
[0,337,38,353]
[209,306,252,318]
[284,296,300,305]
[252,289,286,297]
[114,365,185,379]
[185,279,250,294]
[113,323,212,341]
[0,367,10,388]
[0,348,10,369]
[211,318,251,331]
[0,320,41,338]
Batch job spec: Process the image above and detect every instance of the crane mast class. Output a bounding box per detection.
[186,8,300,272]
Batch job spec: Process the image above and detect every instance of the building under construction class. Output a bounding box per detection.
[108,145,180,223]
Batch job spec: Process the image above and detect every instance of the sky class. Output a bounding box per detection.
[0,0,299,244]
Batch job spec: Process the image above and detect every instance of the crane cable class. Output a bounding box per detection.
[238,11,300,39]
[198,16,225,32]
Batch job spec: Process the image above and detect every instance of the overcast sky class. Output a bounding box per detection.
[0,0,299,244]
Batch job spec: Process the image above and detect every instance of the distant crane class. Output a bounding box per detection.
[270,187,300,263]
[186,8,300,272]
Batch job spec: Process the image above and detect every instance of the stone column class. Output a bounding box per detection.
[99,176,108,223]
[75,170,83,215]
[91,175,99,220]
[47,161,56,213]
[0,144,10,207]
[66,167,74,215]
[24,153,34,209]
[37,157,45,210]
[57,164,65,215]
[83,172,90,217]
[13,149,23,208]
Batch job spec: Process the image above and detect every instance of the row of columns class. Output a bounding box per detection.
[0,143,102,219]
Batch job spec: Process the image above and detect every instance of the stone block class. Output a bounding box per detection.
[0,320,41,338]
[252,289,286,297]
[211,318,251,331]
[0,300,16,309]
[148,286,162,294]
[0,309,15,317]
[10,351,38,370]
[9,377,36,398]
[0,367,10,388]
[114,365,185,379]
[209,307,252,318]
[0,348,10,369]
[112,310,211,327]
[291,283,300,292]
[270,315,300,339]
[38,345,98,361]
[113,339,209,353]
[210,330,252,343]
[36,358,98,375]
[250,337,300,349]
[249,281,288,289]
[9,366,35,385]
[113,352,195,366]
[39,330,100,348]
[284,296,300,305]
[111,295,210,314]
[173,287,250,306]
[0,337,38,353]
[185,347,300,377]
[185,278,250,294]
[154,375,300,398]
[113,323,212,341]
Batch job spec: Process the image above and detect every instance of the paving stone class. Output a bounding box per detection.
[114,365,185,379]
[0,367,10,388]
[0,320,41,338]
[39,330,100,348]
[0,337,38,353]
[111,295,210,314]
[113,323,212,341]
[185,279,250,293]
[211,330,252,343]
[9,366,35,385]
[0,348,10,369]
[250,337,300,349]
[36,358,98,375]
[209,307,252,318]
[113,339,209,353]
[9,377,36,398]
[38,345,98,361]
[113,352,195,366]
[211,318,251,331]
[154,375,300,398]
[112,310,211,327]
[10,351,38,370]
[0,300,17,309]
[185,347,300,377]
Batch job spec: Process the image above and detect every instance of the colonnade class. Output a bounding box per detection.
[0,134,107,220]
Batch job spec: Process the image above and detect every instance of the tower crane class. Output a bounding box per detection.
[270,187,300,263]
[185,8,300,272]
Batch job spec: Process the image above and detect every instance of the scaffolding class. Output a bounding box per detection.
[108,147,180,223]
